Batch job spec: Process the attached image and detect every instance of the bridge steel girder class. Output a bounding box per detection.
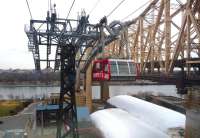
[104,0,200,81]
[164,0,171,74]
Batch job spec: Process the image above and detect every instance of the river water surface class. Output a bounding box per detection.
[0,85,181,100]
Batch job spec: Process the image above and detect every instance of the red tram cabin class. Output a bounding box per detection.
[92,59,139,81]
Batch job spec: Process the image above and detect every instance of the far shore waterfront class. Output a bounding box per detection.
[0,82,60,87]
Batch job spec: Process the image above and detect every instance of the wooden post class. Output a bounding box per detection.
[75,68,80,92]
[100,81,109,102]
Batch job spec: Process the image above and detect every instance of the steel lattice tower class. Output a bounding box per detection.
[25,7,122,137]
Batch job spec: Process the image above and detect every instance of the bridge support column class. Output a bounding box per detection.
[85,63,92,112]
[177,67,187,94]
[100,81,109,102]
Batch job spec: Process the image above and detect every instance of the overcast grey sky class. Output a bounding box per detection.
[0,0,152,69]
[0,0,158,69]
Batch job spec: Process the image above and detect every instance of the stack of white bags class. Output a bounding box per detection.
[90,95,185,138]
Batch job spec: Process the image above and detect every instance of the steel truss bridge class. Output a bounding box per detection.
[25,0,200,137]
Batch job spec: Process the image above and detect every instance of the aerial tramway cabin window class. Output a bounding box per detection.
[110,61,118,75]
[129,62,136,74]
[118,61,129,75]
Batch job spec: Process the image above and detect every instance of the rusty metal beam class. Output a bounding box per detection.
[169,11,187,72]
[164,0,171,74]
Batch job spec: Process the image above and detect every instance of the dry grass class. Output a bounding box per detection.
[0,100,23,117]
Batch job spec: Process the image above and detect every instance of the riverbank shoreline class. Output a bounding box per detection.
[0,83,59,87]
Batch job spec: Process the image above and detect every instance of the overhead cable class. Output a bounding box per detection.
[89,0,101,15]
[107,0,126,18]
[122,1,150,21]
[25,0,33,19]
[66,0,76,19]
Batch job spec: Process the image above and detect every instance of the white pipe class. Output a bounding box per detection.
[107,95,185,133]
[90,108,169,138]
